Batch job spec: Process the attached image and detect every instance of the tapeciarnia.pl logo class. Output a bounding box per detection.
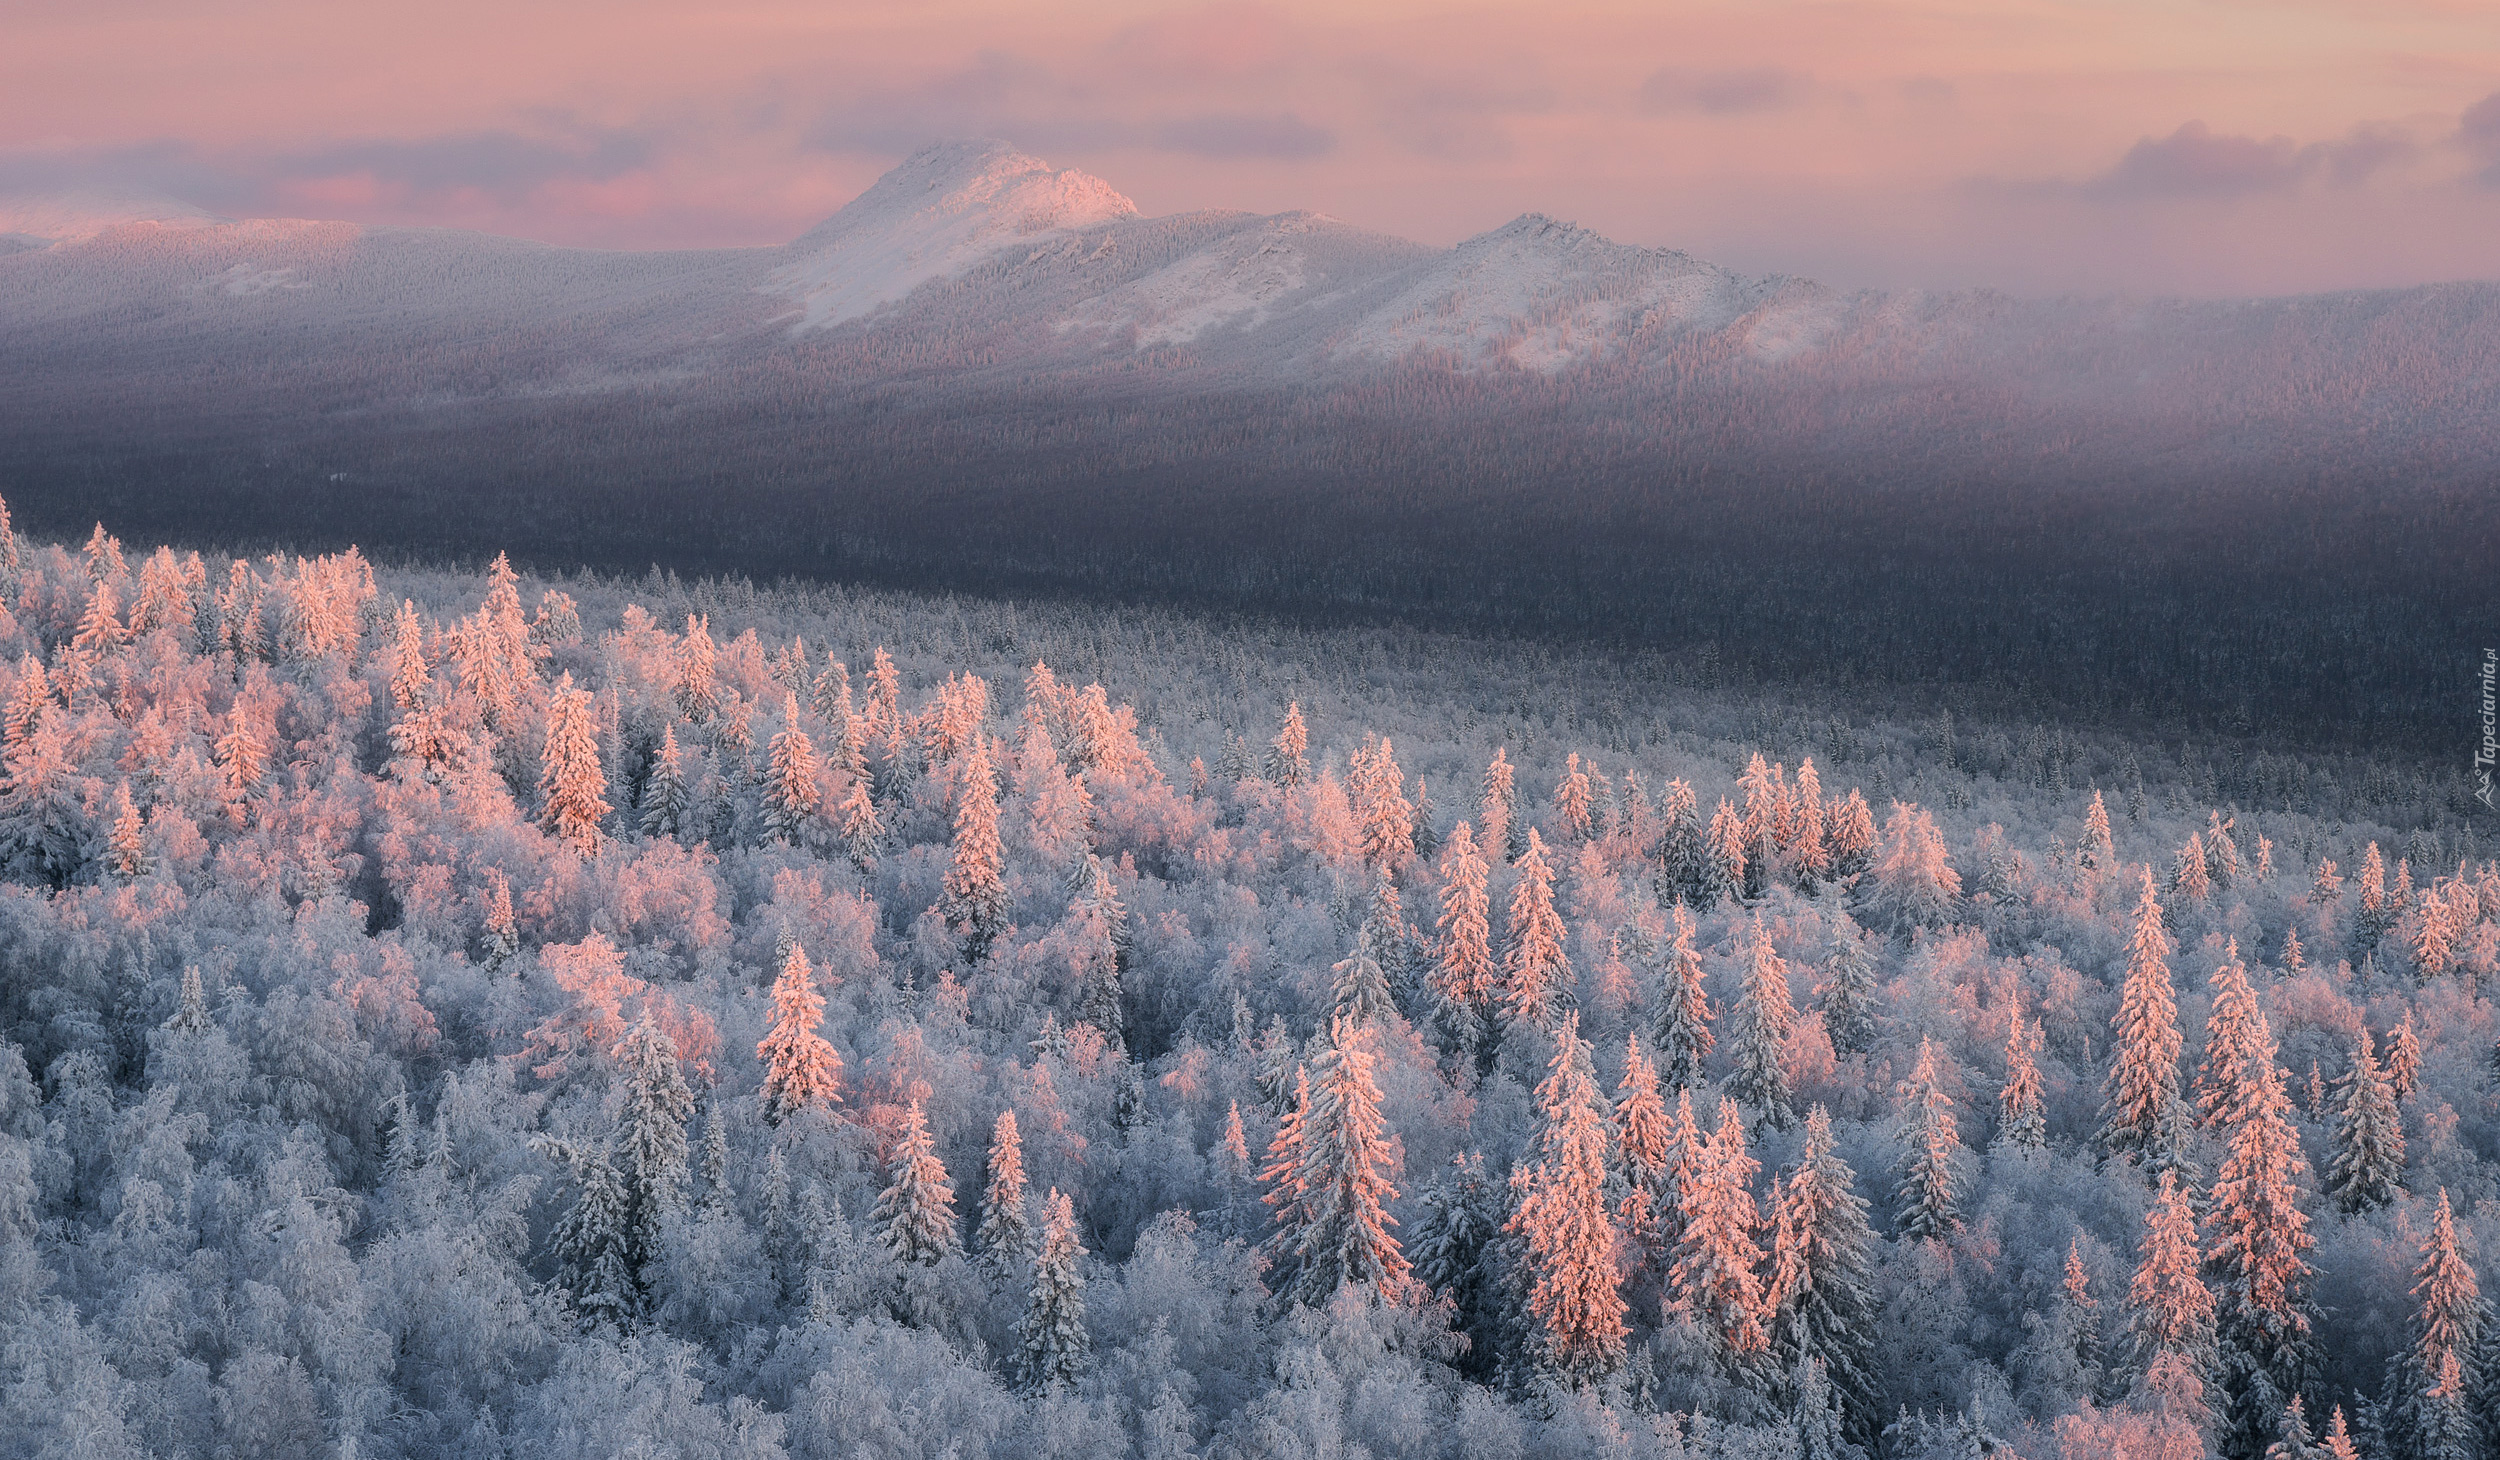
[2479,647,2497,809]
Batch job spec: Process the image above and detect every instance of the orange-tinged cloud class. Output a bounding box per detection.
[6,0,2500,293]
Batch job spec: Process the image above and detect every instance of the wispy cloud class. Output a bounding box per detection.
[1636,67,1809,116]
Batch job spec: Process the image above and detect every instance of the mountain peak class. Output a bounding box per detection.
[772,141,1137,327]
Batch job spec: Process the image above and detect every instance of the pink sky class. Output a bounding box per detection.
[8,0,2500,295]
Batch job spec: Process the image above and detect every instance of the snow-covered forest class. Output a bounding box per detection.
[0,507,2491,1460]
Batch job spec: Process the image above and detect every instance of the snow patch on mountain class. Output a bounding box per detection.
[0,188,224,246]
[767,141,1137,329]
[1334,214,1780,371]
[1059,213,1335,345]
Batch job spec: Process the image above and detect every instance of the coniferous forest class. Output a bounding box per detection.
[0,505,2494,1460]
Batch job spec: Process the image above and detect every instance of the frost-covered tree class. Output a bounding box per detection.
[640,723,691,840]
[1727,912,1797,1129]
[939,736,1010,960]
[2129,1171,2216,1422]
[1826,788,1878,880]
[1893,1036,1961,1240]
[1653,904,1715,1089]
[1481,747,1518,863]
[2382,1188,2483,1460]
[1555,753,1596,841]
[1768,1105,1879,1446]
[614,1014,694,1283]
[977,1108,1033,1276]
[1867,802,1961,930]
[1021,1188,1090,1390]
[1329,943,1395,1029]
[544,1136,640,1330]
[873,1100,961,1266]
[1509,1014,1628,1388]
[1614,1036,1676,1244]
[1428,819,1497,1060]
[1814,914,1880,1056]
[763,691,822,844]
[1700,798,1747,908]
[1271,1018,1408,1305]
[104,781,148,880]
[1263,701,1309,787]
[2102,869,2185,1165]
[2080,789,2117,874]
[1501,829,1571,1029]
[1996,1018,2047,1151]
[1670,1094,1771,1377]
[1351,735,1415,873]
[2385,1010,2422,1101]
[757,943,843,1120]
[2326,1027,2403,1214]
[540,672,610,855]
[2201,970,2316,1460]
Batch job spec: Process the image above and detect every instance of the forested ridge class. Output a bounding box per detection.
[0,508,2491,1459]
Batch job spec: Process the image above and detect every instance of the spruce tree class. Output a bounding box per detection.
[1020,1188,1089,1390]
[1277,1018,1409,1304]
[1428,820,1496,1061]
[104,781,147,880]
[1500,829,1571,1029]
[2383,1188,2483,1460]
[1767,1104,1880,1447]
[2202,979,2317,1460]
[1669,1095,1771,1377]
[1790,758,1832,884]
[2129,1170,2216,1424]
[2102,868,2185,1164]
[1815,914,1881,1056]
[939,736,1009,960]
[1700,798,1747,907]
[2080,790,2117,874]
[1351,736,1415,873]
[539,672,610,856]
[1996,1018,2048,1151]
[977,1108,1033,1276]
[1894,1037,1962,1240]
[873,1100,961,1266]
[2326,1027,2403,1214]
[1409,1153,1502,1379]
[757,943,843,1120]
[835,770,882,871]
[1508,1014,1628,1387]
[640,723,691,840]
[1826,789,1878,880]
[1555,753,1596,840]
[1727,912,1797,1130]
[763,691,822,844]
[1330,944,1396,1029]
[1656,777,1701,903]
[1614,1036,1676,1245]
[1653,904,1715,1089]
[613,1015,693,1291]
[1263,701,1309,787]
[544,1136,640,1330]
[2385,1010,2422,1101]
[1481,748,1519,863]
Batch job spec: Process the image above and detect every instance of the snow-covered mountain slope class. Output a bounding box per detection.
[4,138,2499,442]
[1327,214,1805,371]
[766,141,1138,329]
